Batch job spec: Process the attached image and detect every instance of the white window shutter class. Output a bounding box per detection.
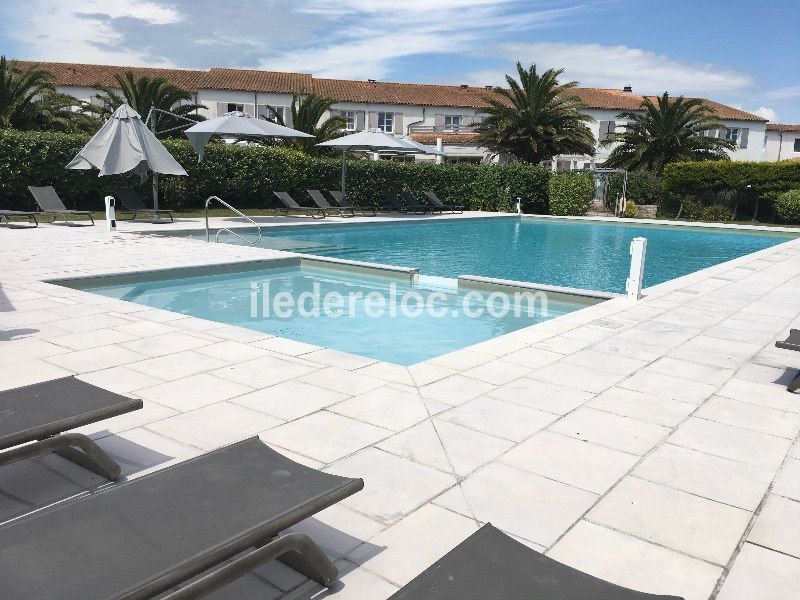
[368,112,378,128]
[216,102,227,116]
[434,114,445,127]
[284,107,293,127]
[243,104,255,117]
[356,111,366,130]
[598,121,609,141]
[394,112,403,134]
[739,128,749,149]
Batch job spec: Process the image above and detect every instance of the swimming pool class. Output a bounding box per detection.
[60,262,598,365]
[168,217,796,293]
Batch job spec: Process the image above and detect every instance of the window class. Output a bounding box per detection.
[598,121,615,141]
[725,128,740,144]
[444,115,462,131]
[226,103,244,113]
[794,138,800,153]
[377,112,394,133]
[343,110,357,130]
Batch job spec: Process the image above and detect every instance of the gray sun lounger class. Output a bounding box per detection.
[329,190,377,216]
[402,191,441,214]
[384,190,431,214]
[113,187,174,222]
[274,191,326,218]
[424,191,465,214]
[776,328,800,392]
[307,189,353,217]
[0,210,38,227]
[0,437,364,599]
[27,186,95,225]
[390,524,685,600]
[0,377,142,480]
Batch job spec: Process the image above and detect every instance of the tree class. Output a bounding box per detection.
[601,93,736,172]
[0,56,95,132]
[93,71,205,136]
[265,94,346,155]
[475,62,596,163]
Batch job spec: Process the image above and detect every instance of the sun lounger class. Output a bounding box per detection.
[0,437,364,599]
[390,524,685,600]
[27,186,95,225]
[0,377,142,480]
[328,190,377,216]
[424,191,465,214]
[402,191,441,214]
[113,187,174,222]
[274,191,326,218]
[307,189,352,216]
[0,210,38,227]
[384,190,431,214]
[776,328,800,392]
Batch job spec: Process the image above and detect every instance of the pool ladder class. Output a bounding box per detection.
[204,196,262,246]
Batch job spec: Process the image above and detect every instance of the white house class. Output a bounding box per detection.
[24,60,770,168]
[763,124,800,162]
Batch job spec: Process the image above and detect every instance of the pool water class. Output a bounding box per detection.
[74,265,594,365]
[185,217,795,293]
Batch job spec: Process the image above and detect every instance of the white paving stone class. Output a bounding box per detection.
[230,380,349,421]
[549,407,670,455]
[135,373,254,411]
[486,377,594,415]
[587,477,751,565]
[748,494,800,558]
[437,395,556,442]
[717,543,800,600]
[695,396,800,439]
[329,386,431,432]
[587,386,696,427]
[549,521,721,600]
[773,458,800,500]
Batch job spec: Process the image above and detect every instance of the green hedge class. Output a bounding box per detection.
[0,130,550,213]
[547,172,594,216]
[776,189,800,224]
[663,161,800,200]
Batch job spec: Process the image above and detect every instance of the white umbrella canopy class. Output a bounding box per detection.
[317,129,442,199]
[67,104,187,179]
[184,111,313,161]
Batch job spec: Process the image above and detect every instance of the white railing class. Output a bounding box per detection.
[204,196,262,245]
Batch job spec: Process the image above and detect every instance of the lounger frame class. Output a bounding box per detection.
[424,191,464,214]
[27,186,95,225]
[273,191,326,219]
[329,190,377,216]
[776,328,800,392]
[0,377,142,480]
[114,187,174,223]
[0,210,38,227]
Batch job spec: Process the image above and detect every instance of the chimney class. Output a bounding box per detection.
[368,79,377,83]
[485,85,493,90]
[460,84,468,89]
[622,85,633,93]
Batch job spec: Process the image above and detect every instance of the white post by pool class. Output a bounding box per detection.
[104,195,116,232]
[516,198,521,215]
[626,237,647,300]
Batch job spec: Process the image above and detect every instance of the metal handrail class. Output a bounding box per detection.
[205,196,262,245]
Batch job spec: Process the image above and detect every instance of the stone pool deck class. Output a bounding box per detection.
[1,213,799,599]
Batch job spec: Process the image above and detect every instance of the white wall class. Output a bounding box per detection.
[764,129,800,162]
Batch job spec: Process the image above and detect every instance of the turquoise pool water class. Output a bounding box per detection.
[70,265,593,365]
[179,217,795,293]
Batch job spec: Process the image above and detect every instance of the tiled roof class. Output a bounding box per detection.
[14,59,765,121]
[767,123,800,132]
[410,133,480,144]
[15,60,205,91]
[203,68,313,94]
[313,78,496,108]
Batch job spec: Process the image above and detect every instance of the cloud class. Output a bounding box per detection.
[465,42,753,96]
[259,2,586,79]
[752,106,777,121]
[762,85,800,101]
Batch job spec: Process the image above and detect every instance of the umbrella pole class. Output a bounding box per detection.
[341,150,346,200]
[152,172,159,211]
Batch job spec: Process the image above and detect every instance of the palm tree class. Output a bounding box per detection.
[601,93,736,172]
[475,62,596,163]
[265,94,345,155]
[0,56,93,131]
[93,71,205,136]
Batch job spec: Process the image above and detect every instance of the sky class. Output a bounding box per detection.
[1,0,798,122]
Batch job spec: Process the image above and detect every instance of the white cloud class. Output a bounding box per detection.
[762,85,800,101]
[466,42,753,96]
[259,2,585,79]
[752,106,777,121]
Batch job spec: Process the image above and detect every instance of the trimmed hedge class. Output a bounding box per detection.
[548,172,594,216]
[663,161,800,200]
[776,189,800,224]
[0,130,550,213]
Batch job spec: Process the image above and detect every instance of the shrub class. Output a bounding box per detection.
[663,161,800,200]
[608,171,662,206]
[622,200,637,218]
[775,189,800,224]
[0,130,551,213]
[678,197,731,222]
[548,172,594,216]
